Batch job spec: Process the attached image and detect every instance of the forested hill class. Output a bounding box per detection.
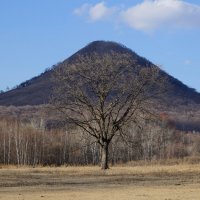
[0,41,200,106]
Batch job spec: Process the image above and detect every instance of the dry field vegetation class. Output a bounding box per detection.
[1,163,200,200]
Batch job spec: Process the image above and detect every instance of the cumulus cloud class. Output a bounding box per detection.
[121,0,200,32]
[74,0,200,32]
[74,2,116,21]
[89,2,113,21]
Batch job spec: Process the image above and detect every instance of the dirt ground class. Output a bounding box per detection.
[0,164,200,200]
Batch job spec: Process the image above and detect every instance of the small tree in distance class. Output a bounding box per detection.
[51,53,165,169]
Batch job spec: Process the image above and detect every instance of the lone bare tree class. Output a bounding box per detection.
[51,53,165,169]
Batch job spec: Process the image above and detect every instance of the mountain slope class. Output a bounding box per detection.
[0,41,200,106]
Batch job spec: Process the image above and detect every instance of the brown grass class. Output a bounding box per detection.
[1,163,200,199]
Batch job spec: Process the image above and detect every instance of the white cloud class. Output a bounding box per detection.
[73,4,91,16]
[184,59,192,65]
[74,2,116,21]
[74,0,200,32]
[89,2,111,21]
[121,0,200,32]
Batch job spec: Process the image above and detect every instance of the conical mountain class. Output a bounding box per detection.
[0,41,199,106]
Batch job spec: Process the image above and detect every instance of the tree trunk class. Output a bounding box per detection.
[101,142,109,170]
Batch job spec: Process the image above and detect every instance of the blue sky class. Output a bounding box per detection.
[0,0,200,91]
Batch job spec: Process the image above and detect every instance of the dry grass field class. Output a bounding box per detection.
[1,163,200,200]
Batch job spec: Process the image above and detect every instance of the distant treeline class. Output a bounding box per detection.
[0,116,200,166]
